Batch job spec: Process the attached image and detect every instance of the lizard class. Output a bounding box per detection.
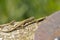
[0,17,45,32]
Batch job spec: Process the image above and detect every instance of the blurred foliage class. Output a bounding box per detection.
[0,0,60,24]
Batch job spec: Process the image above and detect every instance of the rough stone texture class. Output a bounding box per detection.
[0,22,38,40]
[34,11,60,40]
[0,16,38,40]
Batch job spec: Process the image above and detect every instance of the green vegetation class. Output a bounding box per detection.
[0,0,60,24]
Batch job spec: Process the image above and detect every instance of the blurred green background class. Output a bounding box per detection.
[0,0,60,24]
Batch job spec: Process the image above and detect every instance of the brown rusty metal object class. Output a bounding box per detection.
[34,11,60,40]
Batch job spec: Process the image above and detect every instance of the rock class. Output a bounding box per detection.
[34,11,60,40]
